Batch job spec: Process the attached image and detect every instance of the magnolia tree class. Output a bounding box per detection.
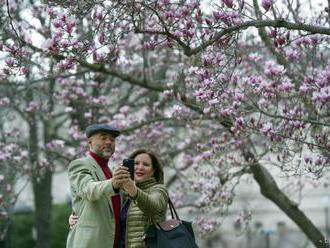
[0,0,329,247]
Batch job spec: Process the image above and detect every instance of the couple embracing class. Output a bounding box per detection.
[66,123,168,248]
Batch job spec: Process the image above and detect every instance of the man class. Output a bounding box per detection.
[66,124,129,248]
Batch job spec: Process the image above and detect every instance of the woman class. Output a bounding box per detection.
[69,148,168,248]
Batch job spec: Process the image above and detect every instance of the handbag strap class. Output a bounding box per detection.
[148,196,181,225]
[168,197,180,220]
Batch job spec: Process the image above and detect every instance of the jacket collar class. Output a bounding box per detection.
[136,177,158,190]
[86,155,106,181]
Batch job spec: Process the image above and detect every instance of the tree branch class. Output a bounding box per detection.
[328,0,330,25]
[6,0,22,46]
[185,19,330,56]
[74,59,170,92]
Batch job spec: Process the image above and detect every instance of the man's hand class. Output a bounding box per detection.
[112,166,130,189]
[69,212,78,229]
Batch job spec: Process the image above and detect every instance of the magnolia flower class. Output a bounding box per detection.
[84,112,92,119]
[222,0,233,8]
[264,61,285,77]
[64,107,73,112]
[0,97,10,106]
[260,122,273,136]
[261,0,273,11]
[26,101,39,112]
[5,58,15,67]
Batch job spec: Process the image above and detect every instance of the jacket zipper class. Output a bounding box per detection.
[124,200,131,248]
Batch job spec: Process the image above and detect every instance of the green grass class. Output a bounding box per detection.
[2,203,71,248]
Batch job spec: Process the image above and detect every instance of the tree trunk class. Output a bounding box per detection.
[32,170,52,248]
[242,148,328,248]
[27,86,53,248]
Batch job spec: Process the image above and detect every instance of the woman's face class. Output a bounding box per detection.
[134,153,155,183]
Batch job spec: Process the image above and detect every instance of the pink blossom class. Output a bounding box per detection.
[172,104,183,115]
[54,140,65,147]
[213,11,240,25]
[5,58,15,67]
[213,11,225,21]
[92,9,104,20]
[93,51,106,62]
[60,13,67,22]
[261,0,273,11]
[310,35,321,45]
[304,155,313,164]
[52,19,64,28]
[0,97,10,106]
[20,150,28,159]
[264,61,285,77]
[65,19,76,34]
[234,91,244,102]
[285,49,300,60]
[219,108,233,117]
[298,84,309,96]
[74,87,87,97]
[6,184,12,193]
[208,98,219,106]
[47,7,58,18]
[53,31,63,42]
[235,117,244,128]
[162,90,174,98]
[60,39,70,48]
[65,148,76,157]
[279,79,294,92]
[68,126,84,140]
[201,151,212,160]
[203,107,211,114]
[26,101,39,112]
[315,63,330,88]
[164,11,174,19]
[98,32,105,44]
[195,217,218,234]
[0,152,9,161]
[222,0,233,8]
[71,39,84,50]
[314,157,324,166]
[43,38,55,50]
[21,67,29,75]
[202,54,214,66]
[312,86,330,104]
[260,122,273,136]
[84,112,92,119]
[57,57,75,71]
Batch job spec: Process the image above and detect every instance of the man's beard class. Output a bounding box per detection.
[101,148,114,158]
[94,145,114,159]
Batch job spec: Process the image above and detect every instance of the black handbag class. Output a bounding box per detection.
[144,198,199,248]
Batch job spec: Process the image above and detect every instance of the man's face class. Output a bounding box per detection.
[88,132,116,159]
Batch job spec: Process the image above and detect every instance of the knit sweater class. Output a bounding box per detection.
[123,177,168,248]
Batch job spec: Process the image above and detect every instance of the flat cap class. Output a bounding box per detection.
[85,124,121,138]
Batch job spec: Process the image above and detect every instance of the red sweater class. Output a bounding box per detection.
[89,151,121,248]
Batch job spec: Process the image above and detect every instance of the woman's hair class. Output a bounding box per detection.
[129,148,164,184]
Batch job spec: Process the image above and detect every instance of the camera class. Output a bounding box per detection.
[123,159,135,180]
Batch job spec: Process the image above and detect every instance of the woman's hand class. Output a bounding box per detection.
[121,179,138,198]
[69,212,78,229]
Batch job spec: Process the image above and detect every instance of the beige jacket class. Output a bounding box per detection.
[66,156,117,248]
